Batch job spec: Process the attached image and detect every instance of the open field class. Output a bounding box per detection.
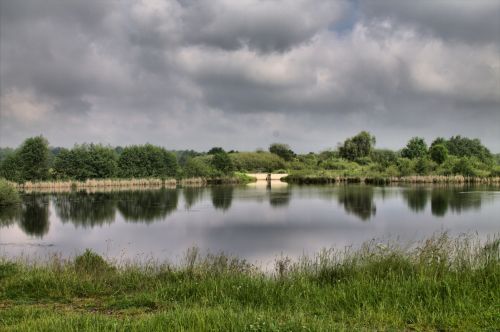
[1,234,498,331]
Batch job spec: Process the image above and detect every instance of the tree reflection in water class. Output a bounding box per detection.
[402,187,429,212]
[18,194,50,237]
[53,191,116,227]
[337,185,376,221]
[211,186,233,211]
[116,189,178,223]
[183,187,205,210]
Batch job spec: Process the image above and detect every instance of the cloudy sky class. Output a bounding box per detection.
[1,0,499,152]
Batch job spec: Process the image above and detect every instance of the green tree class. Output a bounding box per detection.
[183,157,213,178]
[118,144,178,178]
[0,151,23,182]
[211,152,234,175]
[445,135,492,163]
[54,144,118,180]
[269,143,295,161]
[338,131,376,161]
[429,144,448,164]
[401,137,428,159]
[18,136,50,181]
[207,147,225,155]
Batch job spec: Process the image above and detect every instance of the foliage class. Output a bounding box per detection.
[370,149,398,167]
[17,136,50,181]
[0,152,23,183]
[339,131,376,161]
[211,152,234,175]
[0,179,20,206]
[414,157,435,175]
[54,144,118,180]
[452,157,477,177]
[401,137,428,159]
[207,147,225,155]
[230,152,286,172]
[429,144,448,164]
[269,143,295,161]
[0,234,498,331]
[396,158,415,176]
[445,135,492,163]
[118,144,178,178]
[183,157,214,178]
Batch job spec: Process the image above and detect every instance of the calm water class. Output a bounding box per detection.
[1,182,499,265]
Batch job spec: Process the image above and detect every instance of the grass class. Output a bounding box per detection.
[0,179,20,206]
[0,233,499,331]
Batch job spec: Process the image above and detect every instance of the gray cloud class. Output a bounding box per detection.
[1,0,499,152]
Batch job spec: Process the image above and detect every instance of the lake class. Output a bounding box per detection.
[1,182,499,266]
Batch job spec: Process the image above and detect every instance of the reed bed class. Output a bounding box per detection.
[284,174,500,185]
[0,233,498,331]
[13,178,176,190]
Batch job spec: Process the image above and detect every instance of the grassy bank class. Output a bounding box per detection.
[1,234,498,331]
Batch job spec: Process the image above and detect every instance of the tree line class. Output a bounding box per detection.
[0,133,499,183]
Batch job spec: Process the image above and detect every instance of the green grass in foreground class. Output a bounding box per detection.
[0,234,499,331]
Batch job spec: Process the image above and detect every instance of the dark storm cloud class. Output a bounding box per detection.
[1,0,499,151]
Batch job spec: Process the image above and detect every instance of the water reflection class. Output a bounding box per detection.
[402,187,428,212]
[116,189,178,223]
[183,187,205,209]
[1,184,498,240]
[430,187,481,217]
[268,184,291,208]
[18,194,50,237]
[54,192,116,227]
[211,186,233,211]
[337,185,376,221]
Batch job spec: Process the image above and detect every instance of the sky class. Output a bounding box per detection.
[1,0,499,152]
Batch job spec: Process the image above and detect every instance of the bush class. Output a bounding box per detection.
[452,157,477,176]
[269,143,295,161]
[339,131,376,161]
[397,158,415,176]
[0,179,20,206]
[74,249,112,274]
[118,144,178,178]
[54,144,118,180]
[230,152,286,172]
[401,137,428,159]
[429,144,448,164]
[183,157,214,178]
[211,152,234,175]
[0,152,23,183]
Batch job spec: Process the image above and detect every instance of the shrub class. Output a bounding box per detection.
[118,144,178,178]
[0,152,23,183]
[401,137,428,159]
[339,131,376,161]
[452,157,476,176]
[230,152,286,172]
[396,158,415,176]
[269,143,295,161]
[74,249,112,274]
[429,144,448,164]
[211,152,234,175]
[0,179,20,206]
[54,144,118,180]
[183,157,214,178]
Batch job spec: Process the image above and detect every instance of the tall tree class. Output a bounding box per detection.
[269,143,295,161]
[18,136,50,181]
[401,137,428,159]
[339,131,376,161]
